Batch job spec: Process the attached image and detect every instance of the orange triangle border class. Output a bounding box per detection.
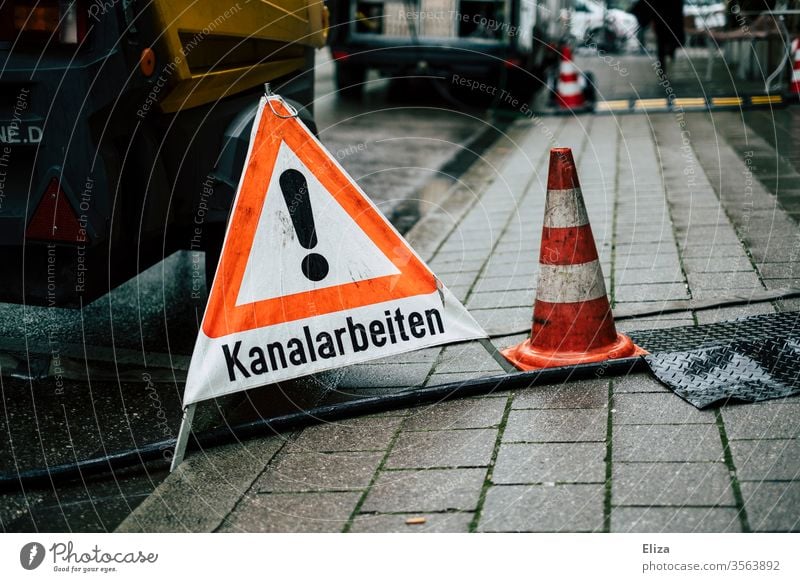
[202,98,437,339]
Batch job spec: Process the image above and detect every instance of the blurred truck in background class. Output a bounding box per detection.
[328,0,571,100]
[0,0,328,306]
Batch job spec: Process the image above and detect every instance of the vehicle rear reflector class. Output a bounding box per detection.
[25,178,86,244]
[5,0,89,45]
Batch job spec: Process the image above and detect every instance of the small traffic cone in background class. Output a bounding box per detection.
[555,46,586,110]
[502,148,645,371]
[790,38,800,97]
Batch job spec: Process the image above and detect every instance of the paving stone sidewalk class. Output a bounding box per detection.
[118,70,800,534]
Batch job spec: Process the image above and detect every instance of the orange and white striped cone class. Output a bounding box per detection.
[555,46,586,110]
[790,38,800,97]
[502,148,646,370]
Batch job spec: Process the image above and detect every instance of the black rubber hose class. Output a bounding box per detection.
[0,356,647,492]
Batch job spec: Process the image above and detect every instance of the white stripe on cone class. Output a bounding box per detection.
[560,61,578,76]
[536,261,608,303]
[544,188,590,228]
[558,81,582,96]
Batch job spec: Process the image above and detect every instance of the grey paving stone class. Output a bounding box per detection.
[614,283,690,302]
[679,244,746,259]
[438,237,496,254]
[429,259,485,275]
[740,481,800,532]
[512,378,609,409]
[483,254,539,271]
[613,462,735,506]
[616,229,677,245]
[611,507,742,533]
[472,276,535,293]
[614,253,681,270]
[361,468,486,513]
[493,442,606,484]
[429,249,474,264]
[287,416,403,453]
[435,343,505,374]
[466,289,535,309]
[402,398,508,431]
[439,270,480,288]
[686,271,763,290]
[694,303,774,324]
[425,371,503,386]
[471,307,532,335]
[613,425,724,462]
[446,284,472,302]
[613,374,671,394]
[218,491,361,533]
[369,346,441,365]
[255,451,383,493]
[691,286,765,301]
[721,401,800,440]
[503,409,607,443]
[683,256,754,273]
[615,267,685,286]
[678,231,742,249]
[478,484,604,532]
[613,393,716,425]
[386,428,497,469]
[350,512,473,533]
[763,276,800,288]
[612,300,690,317]
[481,260,539,278]
[617,316,694,331]
[730,439,800,482]
[757,262,800,279]
[614,242,677,257]
[337,362,433,388]
[116,438,285,533]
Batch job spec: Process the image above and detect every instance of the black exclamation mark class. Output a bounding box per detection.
[279,169,330,282]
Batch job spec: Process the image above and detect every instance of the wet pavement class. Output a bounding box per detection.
[3,47,800,532]
[0,49,502,532]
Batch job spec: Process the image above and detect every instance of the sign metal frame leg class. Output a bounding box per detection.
[479,338,518,374]
[170,403,197,472]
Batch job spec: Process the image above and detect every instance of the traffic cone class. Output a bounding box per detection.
[555,46,586,110]
[790,38,800,98]
[502,148,646,370]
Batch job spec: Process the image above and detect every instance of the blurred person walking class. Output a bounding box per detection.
[631,0,686,72]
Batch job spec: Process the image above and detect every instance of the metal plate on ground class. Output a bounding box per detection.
[629,312,800,409]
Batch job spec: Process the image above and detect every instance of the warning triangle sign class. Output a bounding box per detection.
[182,96,487,406]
